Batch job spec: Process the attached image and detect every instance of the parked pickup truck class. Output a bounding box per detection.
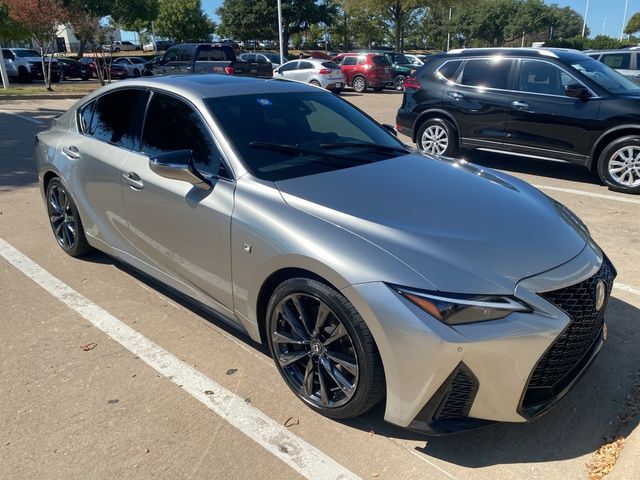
[142,43,273,78]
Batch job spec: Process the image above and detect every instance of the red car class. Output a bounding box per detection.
[332,53,393,93]
[77,57,128,79]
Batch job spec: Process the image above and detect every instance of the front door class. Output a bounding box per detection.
[505,59,600,163]
[120,91,235,313]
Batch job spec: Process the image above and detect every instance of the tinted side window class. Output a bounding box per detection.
[298,61,313,70]
[436,60,462,81]
[601,53,631,70]
[3,49,15,61]
[342,56,357,66]
[91,89,149,149]
[179,46,194,62]
[141,93,223,176]
[357,56,366,65]
[79,100,97,134]
[163,46,180,63]
[459,59,514,90]
[518,60,565,96]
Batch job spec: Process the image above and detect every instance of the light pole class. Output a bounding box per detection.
[581,0,590,37]
[446,6,453,52]
[277,0,284,64]
[0,45,9,89]
[621,0,630,40]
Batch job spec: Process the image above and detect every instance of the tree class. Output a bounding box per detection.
[156,0,213,43]
[111,0,159,46]
[547,4,585,40]
[0,1,29,45]
[625,12,640,36]
[6,0,68,90]
[217,0,334,56]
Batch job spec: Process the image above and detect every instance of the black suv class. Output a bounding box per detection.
[396,48,640,194]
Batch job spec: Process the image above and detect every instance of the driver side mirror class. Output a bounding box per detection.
[149,150,212,189]
[565,83,590,100]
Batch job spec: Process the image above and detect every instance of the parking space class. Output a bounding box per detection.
[1,96,639,480]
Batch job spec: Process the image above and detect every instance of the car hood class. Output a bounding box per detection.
[21,56,58,63]
[275,154,588,294]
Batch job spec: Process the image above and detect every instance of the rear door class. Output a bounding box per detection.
[176,45,196,73]
[443,57,515,147]
[505,59,600,163]
[292,61,314,82]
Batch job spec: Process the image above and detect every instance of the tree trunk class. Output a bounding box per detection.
[282,30,289,58]
[78,39,86,57]
[394,2,402,52]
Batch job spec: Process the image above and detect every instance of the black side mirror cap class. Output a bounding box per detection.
[565,84,590,100]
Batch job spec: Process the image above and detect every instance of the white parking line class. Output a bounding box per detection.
[614,282,640,298]
[0,109,44,125]
[0,237,361,480]
[535,185,640,205]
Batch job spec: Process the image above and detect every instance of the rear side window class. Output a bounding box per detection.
[141,92,223,176]
[298,61,313,70]
[459,58,515,90]
[600,53,631,70]
[321,61,340,69]
[436,60,462,81]
[79,100,97,134]
[372,55,391,66]
[90,89,149,149]
[342,56,357,66]
[357,56,366,65]
[197,46,234,61]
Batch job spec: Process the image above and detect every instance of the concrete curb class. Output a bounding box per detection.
[0,94,87,100]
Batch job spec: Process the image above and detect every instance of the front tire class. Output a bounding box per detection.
[416,118,458,157]
[597,135,640,194]
[266,278,385,419]
[46,178,92,257]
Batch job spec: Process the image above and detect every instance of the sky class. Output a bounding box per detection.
[126,1,640,42]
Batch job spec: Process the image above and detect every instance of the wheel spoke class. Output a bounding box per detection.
[64,223,75,244]
[312,302,331,337]
[272,330,309,345]
[302,357,315,397]
[291,295,313,336]
[55,221,64,236]
[325,350,358,376]
[323,323,347,347]
[278,350,310,367]
[61,223,70,247]
[320,356,354,398]
[317,362,330,406]
[50,214,63,224]
[279,303,309,341]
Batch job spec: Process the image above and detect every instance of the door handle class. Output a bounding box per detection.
[512,100,530,109]
[448,92,464,100]
[122,172,144,189]
[62,146,80,159]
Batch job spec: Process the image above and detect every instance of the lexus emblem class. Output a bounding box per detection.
[595,280,606,311]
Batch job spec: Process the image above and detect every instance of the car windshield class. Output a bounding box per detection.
[569,58,640,94]
[206,91,407,181]
[14,49,41,58]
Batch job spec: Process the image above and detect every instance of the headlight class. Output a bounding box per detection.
[392,286,531,325]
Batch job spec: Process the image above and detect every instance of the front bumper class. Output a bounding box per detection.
[342,240,614,433]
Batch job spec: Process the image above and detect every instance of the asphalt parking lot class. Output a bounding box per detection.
[1,93,639,480]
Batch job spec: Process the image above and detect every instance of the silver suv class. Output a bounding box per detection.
[587,48,640,83]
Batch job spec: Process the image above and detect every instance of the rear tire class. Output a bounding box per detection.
[416,118,458,157]
[597,135,640,194]
[266,277,385,419]
[309,80,321,87]
[393,74,406,91]
[46,178,92,257]
[352,75,367,93]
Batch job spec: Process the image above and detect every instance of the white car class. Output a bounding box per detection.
[273,58,345,92]
[404,54,425,66]
[103,41,139,52]
[112,57,147,77]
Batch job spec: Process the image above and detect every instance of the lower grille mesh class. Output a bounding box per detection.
[436,368,477,420]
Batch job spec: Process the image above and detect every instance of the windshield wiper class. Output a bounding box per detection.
[319,142,410,154]
[249,141,374,164]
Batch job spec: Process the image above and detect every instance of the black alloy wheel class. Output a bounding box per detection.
[267,278,385,419]
[46,178,92,257]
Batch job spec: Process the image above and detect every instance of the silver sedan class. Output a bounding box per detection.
[273,58,346,92]
[35,75,614,434]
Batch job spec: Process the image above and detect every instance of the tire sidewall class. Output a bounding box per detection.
[597,135,640,194]
[45,178,87,256]
[352,76,366,93]
[417,118,458,157]
[394,74,406,91]
[265,277,380,419]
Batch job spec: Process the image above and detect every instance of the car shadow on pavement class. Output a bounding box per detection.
[347,295,640,466]
[462,150,602,187]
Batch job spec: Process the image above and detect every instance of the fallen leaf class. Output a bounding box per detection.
[284,417,299,427]
[80,343,97,351]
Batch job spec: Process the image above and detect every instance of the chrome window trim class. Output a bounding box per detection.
[435,57,601,99]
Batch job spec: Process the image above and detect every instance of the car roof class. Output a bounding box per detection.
[94,74,320,100]
[443,47,590,61]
